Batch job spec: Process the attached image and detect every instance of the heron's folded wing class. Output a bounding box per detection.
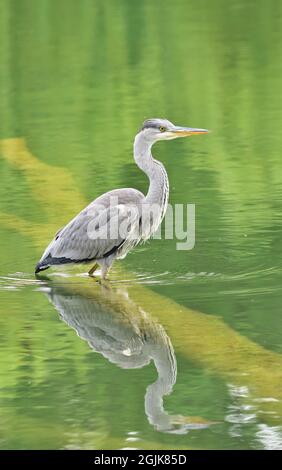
[42,203,140,262]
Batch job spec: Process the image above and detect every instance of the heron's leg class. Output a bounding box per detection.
[98,257,114,281]
[88,263,98,277]
[101,265,110,280]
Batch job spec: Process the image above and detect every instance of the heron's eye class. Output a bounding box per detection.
[159,126,166,132]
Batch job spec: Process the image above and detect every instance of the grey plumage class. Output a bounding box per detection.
[35,188,143,274]
[141,118,172,131]
[35,118,208,278]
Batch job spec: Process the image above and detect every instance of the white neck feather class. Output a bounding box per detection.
[133,132,169,213]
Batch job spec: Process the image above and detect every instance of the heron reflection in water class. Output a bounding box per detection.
[43,281,210,434]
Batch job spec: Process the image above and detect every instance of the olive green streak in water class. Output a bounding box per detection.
[0,0,282,450]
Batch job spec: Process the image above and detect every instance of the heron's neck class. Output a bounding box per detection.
[144,332,177,432]
[134,133,169,210]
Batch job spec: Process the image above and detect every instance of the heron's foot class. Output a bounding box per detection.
[97,279,112,291]
[88,263,98,277]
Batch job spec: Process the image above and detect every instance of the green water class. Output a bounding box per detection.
[0,0,282,450]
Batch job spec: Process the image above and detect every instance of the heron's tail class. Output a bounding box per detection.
[35,256,52,274]
[35,262,50,274]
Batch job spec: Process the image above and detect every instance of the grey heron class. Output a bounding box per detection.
[35,118,208,279]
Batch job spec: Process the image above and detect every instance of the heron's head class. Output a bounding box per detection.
[140,118,209,143]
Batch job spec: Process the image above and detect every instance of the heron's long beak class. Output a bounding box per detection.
[172,126,209,137]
